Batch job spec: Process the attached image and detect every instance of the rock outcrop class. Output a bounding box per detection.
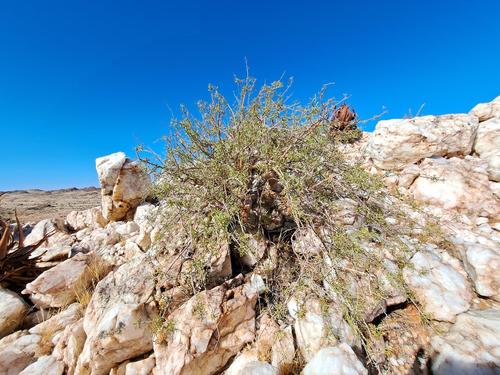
[96,152,151,222]
[1,100,499,375]
[473,117,500,182]
[403,248,472,322]
[431,308,500,375]
[75,255,157,375]
[22,252,111,308]
[409,156,499,219]
[365,114,479,170]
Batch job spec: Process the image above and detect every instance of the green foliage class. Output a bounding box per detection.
[140,75,430,368]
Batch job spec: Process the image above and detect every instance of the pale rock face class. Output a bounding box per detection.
[32,244,72,262]
[431,309,500,375]
[0,331,41,375]
[452,231,500,301]
[288,296,356,361]
[302,344,368,375]
[66,207,107,232]
[18,355,64,375]
[0,288,28,338]
[75,254,157,375]
[96,152,151,222]
[365,114,479,170]
[473,118,500,181]
[24,219,65,247]
[403,248,472,322]
[22,252,111,308]
[52,319,86,375]
[410,157,500,219]
[0,304,82,375]
[96,151,127,193]
[153,278,258,375]
[469,96,500,122]
[29,303,83,337]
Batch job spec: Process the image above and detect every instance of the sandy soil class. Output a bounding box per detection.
[0,187,101,223]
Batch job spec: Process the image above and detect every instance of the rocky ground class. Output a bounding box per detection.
[0,97,499,375]
[0,188,100,223]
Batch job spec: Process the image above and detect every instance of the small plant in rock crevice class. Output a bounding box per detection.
[139,75,441,370]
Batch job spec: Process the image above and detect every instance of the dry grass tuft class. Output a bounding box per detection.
[73,254,110,308]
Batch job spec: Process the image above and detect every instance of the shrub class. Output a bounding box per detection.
[140,75,420,368]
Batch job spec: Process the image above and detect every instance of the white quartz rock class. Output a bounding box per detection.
[303,344,367,375]
[18,355,64,375]
[431,308,500,375]
[409,157,500,219]
[473,117,500,181]
[366,114,479,170]
[469,96,500,122]
[403,248,472,322]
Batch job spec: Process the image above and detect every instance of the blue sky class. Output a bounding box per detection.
[1,0,499,190]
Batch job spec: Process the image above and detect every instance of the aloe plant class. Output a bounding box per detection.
[0,211,51,293]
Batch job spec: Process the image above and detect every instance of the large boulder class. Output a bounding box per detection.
[431,309,500,375]
[469,96,500,122]
[0,304,82,375]
[75,254,157,375]
[96,152,151,222]
[365,114,478,170]
[409,157,500,219]
[473,118,500,181]
[0,288,28,338]
[22,252,111,308]
[24,219,71,248]
[65,207,107,232]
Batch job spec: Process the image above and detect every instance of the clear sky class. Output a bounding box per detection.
[1,0,499,191]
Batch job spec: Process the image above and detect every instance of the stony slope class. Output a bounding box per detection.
[0,96,498,375]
